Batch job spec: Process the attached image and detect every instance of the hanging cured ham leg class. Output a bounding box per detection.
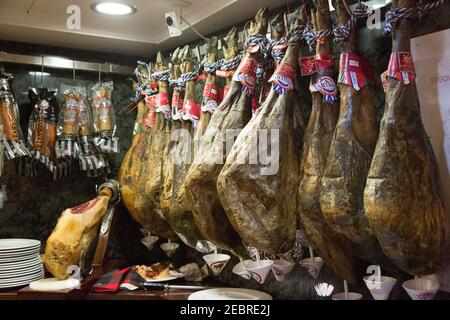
[185,8,269,257]
[161,46,206,249]
[197,37,219,137]
[364,0,448,275]
[144,52,173,211]
[119,64,177,240]
[217,15,303,254]
[320,0,392,267]
[297,0,364,283]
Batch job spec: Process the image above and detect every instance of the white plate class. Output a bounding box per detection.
[0,245,40,253]
[0,273,45,289]
[0,239,41,251]
[0,254,41,264]
[0,271,45,285]
[0,258,42,270]
[143,275,180,283]
[0,246,40,254]
[188,288,273,300]
[0,265,43,278]
[0,251,40,259]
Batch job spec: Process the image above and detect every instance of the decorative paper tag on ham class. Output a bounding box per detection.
[203,83,219,100]
[145,95,157,128]
[233,56,258,95]
[381,71,389,92]
[182,99,201,127]
[216,70,234,78]
[310,76,338,103]
[201,99,218,114]
[388,52,416,84]
[269,62,296,94]
[171,91,184,121]
[315,54,335,70]
[202,83,219,114]
[338,53,368,91]
[156,92,171,119]
[299,56,318,76]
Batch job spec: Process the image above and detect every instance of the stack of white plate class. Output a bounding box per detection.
[0,239,45,289]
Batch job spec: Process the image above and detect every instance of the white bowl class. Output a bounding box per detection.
[363,276,397,300]
[402,278,439,300]
[203,254,231,276]
[332,292,363,300]
[232,260,252,280]
[243,260,274,285]
[160,242,180,257]
[271,260,295,282]
[300,257,324,278]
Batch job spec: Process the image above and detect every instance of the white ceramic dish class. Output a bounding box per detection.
[0,265,43,278]
[0,239,41,251]
[0,271,45,285]
[188,288,273,300]
[0,258,42,271]
[0,272,45,289]
[0,254,40,264]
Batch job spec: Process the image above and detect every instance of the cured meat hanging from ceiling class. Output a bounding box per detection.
[297,0,365,283]
[364,0,448,276]
[184,7,270,257]
[169,45,211,249]
[320,0,393,268]
[197,37,219,138]
[159,47,206,249]
[118,62,177,240]
[217,7,306,255]
[143,52,173,215]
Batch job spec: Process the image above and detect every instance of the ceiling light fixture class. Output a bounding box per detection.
[91,2,137,16]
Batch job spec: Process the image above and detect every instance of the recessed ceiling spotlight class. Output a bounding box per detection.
[91,2,137,16]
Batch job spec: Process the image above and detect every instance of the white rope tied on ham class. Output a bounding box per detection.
[202,60,220,74]
[333,1,371,43]
[219,53,242,71]
[243,34,271,88]
[384,0,446,35]
[169,77,186,92]
[152,69,171,82]
[180,65,202,83]
[303,23,334,51]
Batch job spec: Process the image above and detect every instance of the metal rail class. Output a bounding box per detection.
[0,52,135,75]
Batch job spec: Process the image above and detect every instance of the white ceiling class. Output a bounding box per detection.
[0,0,286,58]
